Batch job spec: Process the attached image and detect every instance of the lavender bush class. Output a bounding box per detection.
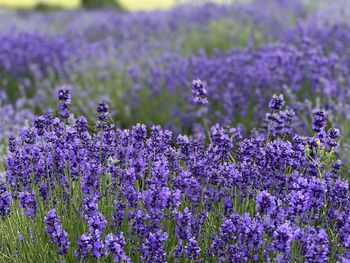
[0,89,349,262]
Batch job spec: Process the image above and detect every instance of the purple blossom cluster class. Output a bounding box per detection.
[1,89,349,261]
[44,209,70,255]
[192,79,208,105]
[105,232,131,263]
[75,194,107,260]
[57,87,71,119]
[18,191,37,219]
[0,182,12,217]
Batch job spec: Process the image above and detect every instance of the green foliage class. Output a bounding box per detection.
[33,3,63,12]
[0,75,21,104]
[81,0,124,9]
[181,19,266,55]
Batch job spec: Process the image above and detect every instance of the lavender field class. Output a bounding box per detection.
[1,0,350,262]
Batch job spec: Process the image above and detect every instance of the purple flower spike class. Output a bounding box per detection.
[192,79,208,105]
[141,230,168,263]
[256,191,276,215]
[57,88,71,119]
[105,232,131,263]
[0,183,12,217]
[312,111,326,133]
[44,209,70,255]
[18,191,37,219]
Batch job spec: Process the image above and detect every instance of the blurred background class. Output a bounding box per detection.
[0,0,341,11]
[0,0,245,11]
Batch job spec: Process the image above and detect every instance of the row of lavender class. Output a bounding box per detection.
[0,0,323,137]
[0,88,348,262]
[4,20,350,155]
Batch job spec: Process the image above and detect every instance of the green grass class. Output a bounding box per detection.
[181,19,265,55]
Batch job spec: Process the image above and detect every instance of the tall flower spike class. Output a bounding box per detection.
[312,111,326,133]
[96,101,109,130]
[256,191,276,215]
[141,230,168,262]
[57,88,71,119]
[97,102,109,122]
[75,232,105,260]
[192,79,208,105]
[0,183,12,217]
[44,209,70,255]
[18,191,37,219]
[105,232,131,263]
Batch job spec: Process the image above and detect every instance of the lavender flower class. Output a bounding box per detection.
[185,236,201,260]
[302,227,329,262]
[57,89,71,104]
[141,230,168,263]
[256,191,276,215]
[18,191,37,219]
[76,116,88,133]
[18,232,24,242]
[44,209,70,255]
[57,88,71,120]
[111,200,126,228]
[328,128,340,140]
[272,221,299,260]
[75,233,93,260]
[87,212,107,236]
[97,102,109,121]
[75,232,105,260]
[312,111,327,133]
[0,183,12,217]
[269,94,285,110]
[192,79,208,105]
[96,102,109,130]
[105,232,131,263]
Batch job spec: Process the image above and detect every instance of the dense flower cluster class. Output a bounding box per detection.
[1,89,349,261]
